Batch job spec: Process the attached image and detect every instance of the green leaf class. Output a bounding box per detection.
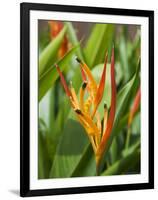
[39,88,54,128]
[49,119,90,178]
[38,130,45,179]
[131,112,140,134]
[122,140,140,157]
[119,28,140,83]
[39,84,67,164]
[119,35,130,82]
[101,147,140,176]
[39,45,79,101]
[48,87,55,132]
[110,138,118,164]
[39,26,67,77]
[71,145,96,177]
[65,22,84,60]
[38,120,51,179]
[84,24,114,68]
[128,30,141,77]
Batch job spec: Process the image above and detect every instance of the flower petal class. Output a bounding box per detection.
[75,109,100,137]
[84,96,92,114]
[92,52,108,118]
[96,47,116,165]
[55,64,72,97]
[76,57,97,94]
[76,57,87,81]
[79,81,87,111]
[70,81,80,109]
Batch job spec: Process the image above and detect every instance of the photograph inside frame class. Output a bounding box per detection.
[38,20,141,179]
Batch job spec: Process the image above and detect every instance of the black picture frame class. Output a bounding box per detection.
[20,2,154,197]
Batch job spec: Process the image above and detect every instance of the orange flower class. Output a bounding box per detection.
[49,20,68,58]
[55,48,116,169]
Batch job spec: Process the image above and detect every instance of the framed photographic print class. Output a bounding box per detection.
[20,2,154,197]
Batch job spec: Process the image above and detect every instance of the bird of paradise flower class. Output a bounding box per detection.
[55,48,116,174]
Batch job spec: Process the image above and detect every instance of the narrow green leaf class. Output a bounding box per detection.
[39,87,61,164]
[38,120,51,179]
[38,130,45,179]
[128,30,141,77]
[122,140,140,157]
[65,22,84,60]
[39,45,79,101]
[131,112,140,134]
[48,87,55,132]
[84,24,114,68]
[71,145,96,177]
[110,138,118,164]
[101,148,140,176]
[119,35,130,82]
[39,88,54,128]
[39,26,67,76]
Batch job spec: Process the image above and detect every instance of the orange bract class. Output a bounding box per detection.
[96,48,116,166]
[92,52,108,119]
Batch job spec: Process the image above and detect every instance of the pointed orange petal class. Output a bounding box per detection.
[97,47,116,158]
[76,57,87,81]
[79,82,87,111]
[75,110,100,137]
[92,52,108,118]
[128,87,141,127]
[55,64,72,97]
[74,109,97,136]
[70,82,80,109]
[76,57,97,91]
